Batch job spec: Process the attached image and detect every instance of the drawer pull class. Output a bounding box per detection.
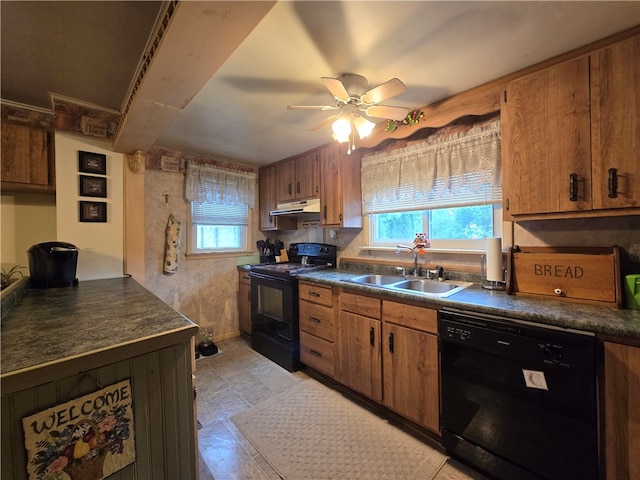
[388,331,395,353]
[308,291,320,298]
[309,316,321,324]
[309,348,322,357]
[369,326,375,346]
[554,288,564,295]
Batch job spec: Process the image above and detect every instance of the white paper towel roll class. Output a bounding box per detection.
[486,237,503,282]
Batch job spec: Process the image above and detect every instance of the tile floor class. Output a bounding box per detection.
[195,336,486,480]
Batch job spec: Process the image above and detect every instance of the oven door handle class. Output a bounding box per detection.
[249,271,291,282]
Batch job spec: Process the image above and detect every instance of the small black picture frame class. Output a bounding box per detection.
[78,151,107,175]
[79,201,107,222]
[79,175,107,198]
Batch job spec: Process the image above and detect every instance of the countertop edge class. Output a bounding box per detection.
[1,323,198,395]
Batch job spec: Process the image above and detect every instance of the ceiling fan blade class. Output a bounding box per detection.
[365,105,409,121]
[321,77,350,102]
[287,105,339,111]
[361,78,406,104]
[310,114,339,131]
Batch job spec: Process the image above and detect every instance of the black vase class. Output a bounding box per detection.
[198,341,218,356]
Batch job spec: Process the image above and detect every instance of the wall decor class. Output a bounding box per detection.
[22,379,135,480]
[79,175,107,198]
[79,201,107,222]
[78,150,107,175]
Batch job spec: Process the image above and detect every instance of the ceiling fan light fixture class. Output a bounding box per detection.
[353,115,375,139]
[331,117,352,143]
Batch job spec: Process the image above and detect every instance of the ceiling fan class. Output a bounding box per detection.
[287,74,410,151]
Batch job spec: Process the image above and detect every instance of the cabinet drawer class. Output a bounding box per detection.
[299,300,334,341]
[383,300,437,334]
[300,331,335,377]
[340,291,381,319]
[299,282,333,307]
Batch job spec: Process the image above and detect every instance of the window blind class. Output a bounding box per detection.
[361,119,502,215]
[191,202,248,226]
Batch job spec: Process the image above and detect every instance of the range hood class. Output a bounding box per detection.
[270,198,321,216]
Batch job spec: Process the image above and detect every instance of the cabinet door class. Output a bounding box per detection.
[259,165,295,231]
[591,35,640,210]
[238,275,251,335]
[320,144,342,225]
[276,159,296,203]
[502,57,591,215]
[295,151,319,200]
[604,341,640,480]
[339,311,382,402]
[382,323,439,433]
[1,122,49,185]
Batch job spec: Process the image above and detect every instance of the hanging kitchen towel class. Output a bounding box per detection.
[163,214,182,274]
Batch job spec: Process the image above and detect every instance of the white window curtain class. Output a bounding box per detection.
[185,163,256,208]
[361,119,501,214]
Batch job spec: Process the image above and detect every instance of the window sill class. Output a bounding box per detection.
[359,246,486,255]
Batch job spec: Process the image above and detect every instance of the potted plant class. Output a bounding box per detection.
[1,264,26,290]
[197,329,218,356]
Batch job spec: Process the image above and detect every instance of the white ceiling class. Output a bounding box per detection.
[2,1,639,168]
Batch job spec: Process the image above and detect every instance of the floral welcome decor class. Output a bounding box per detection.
[22,380,135,480]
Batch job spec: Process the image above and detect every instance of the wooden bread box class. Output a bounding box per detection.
[507,246,622,308]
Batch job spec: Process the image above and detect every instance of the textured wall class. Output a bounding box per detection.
[142,169,258,342]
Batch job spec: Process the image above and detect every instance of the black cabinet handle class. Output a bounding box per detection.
[296,181,300,194]
[309,349,322,357]
[608,168,618,198]
[369,326,375,346]
[309,316,321,324]
[288,183,292,195]
[309,291,320,298]
[569,173,578,202]
[388,332,394,353]
[323,205,327,220]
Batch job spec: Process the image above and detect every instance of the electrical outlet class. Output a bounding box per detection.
[629,244,640,263]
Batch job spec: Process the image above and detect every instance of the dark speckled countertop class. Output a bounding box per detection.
[1,277,198,388]
[297,270,640,341]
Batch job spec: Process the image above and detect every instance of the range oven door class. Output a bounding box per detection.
[249,271,299,371]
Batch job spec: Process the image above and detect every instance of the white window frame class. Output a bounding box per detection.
[187,201,253,256]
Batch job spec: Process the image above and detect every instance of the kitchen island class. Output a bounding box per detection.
[1,276,199,480]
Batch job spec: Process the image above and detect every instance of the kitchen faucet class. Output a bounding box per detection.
[396,244,419,276]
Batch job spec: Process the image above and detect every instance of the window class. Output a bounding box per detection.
[189,201,249,253]
[362,118,502,249]
[184,163,256,255]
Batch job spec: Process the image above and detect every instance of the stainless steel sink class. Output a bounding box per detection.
[388,279,472,298]
[345,274,404,285]
[342,275,472,298]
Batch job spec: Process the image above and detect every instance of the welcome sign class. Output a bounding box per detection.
[22,379,135,480]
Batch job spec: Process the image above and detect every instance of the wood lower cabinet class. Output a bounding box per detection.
[1,121,55,193]
[299,281,337,378]
[382,301,439,434]
[604,341,640,480]
[338,291,382,402]
[238,269,251,335]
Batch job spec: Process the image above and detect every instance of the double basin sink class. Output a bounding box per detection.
[342,274,472,298]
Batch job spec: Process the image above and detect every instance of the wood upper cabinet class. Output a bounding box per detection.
[258,165,295,231]
[590,35,640,210]
[276,151,319,203]
[502,34,639,217]
[382,301,439,433]
[502,56,592,216]
[338,291,382,402]
[604,341,640,480]
[1,121,54,192]
[238,269,251,335]
[319,143,363,228]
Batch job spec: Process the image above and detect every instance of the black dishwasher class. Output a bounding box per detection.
[439,309,598,480]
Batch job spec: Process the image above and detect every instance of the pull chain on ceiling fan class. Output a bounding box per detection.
[287,73,410,153]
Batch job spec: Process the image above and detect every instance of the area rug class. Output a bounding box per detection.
[231,380,448,480]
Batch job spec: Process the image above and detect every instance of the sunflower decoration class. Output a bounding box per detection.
[385,109,425,132]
